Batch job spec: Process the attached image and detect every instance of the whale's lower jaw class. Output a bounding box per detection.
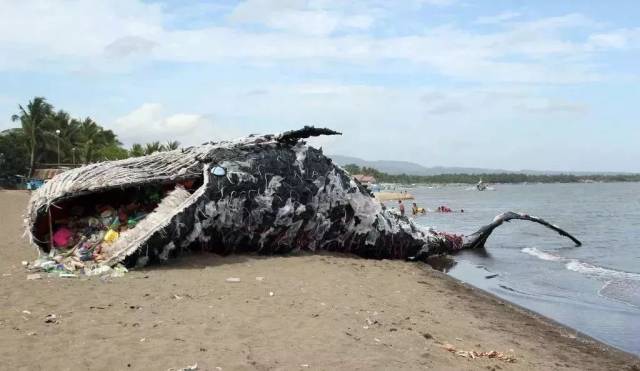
[101,183,203,266]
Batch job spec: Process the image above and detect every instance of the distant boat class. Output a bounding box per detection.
[476,180,487,191]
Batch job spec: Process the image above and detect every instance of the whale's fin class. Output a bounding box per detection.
[277,126,342,144]
[462,211,582,249]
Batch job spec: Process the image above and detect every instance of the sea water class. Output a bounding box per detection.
[406,182,640,355]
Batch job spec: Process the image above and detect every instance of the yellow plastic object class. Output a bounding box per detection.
[103,229,120,243]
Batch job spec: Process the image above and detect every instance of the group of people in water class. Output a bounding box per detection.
[397,200,464,217]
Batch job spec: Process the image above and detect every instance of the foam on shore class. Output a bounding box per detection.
[522,247,640,281]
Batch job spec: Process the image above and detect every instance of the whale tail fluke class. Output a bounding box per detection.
[462,211,582,250]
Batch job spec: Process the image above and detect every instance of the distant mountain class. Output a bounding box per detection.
[329,155,506,175]
[328,155,632,176]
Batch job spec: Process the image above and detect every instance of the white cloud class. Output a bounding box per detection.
[513,13,594,31]
[418,0,457,6]
[519,100,589,114]
[588,28,640,49]
[228,0,374,36]
[0,1,632,84]
[105,36,157,57]
[420,88,589,117]
[0,0,163,69]
[113,103,236,146]
[475,11,521,25]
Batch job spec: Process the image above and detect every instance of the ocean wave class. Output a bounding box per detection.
[522,247,640,281]
[521,247,565,262]
[565,261,640,281]
[598,280,640,309]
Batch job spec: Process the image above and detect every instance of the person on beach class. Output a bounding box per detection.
[398,200,405,216]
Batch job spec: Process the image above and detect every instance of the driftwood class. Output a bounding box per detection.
[26,127,581,268]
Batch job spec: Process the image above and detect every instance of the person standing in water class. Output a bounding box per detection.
[398,200,405,216]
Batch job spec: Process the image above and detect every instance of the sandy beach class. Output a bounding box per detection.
[374,192,415,202]
[0,190,638,370]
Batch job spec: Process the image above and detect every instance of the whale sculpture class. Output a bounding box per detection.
[26,127,581,269]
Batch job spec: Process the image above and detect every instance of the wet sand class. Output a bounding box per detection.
[1,190,638,370]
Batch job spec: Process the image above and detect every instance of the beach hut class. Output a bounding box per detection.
[353,174,377,185]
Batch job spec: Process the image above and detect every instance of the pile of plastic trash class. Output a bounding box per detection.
[28,189,164,278]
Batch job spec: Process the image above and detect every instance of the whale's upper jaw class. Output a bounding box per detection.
[25,136,244,252]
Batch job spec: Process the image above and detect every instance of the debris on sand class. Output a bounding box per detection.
[442,343,516,362]
[168,362,198,371]
[110,264,128,278]
[225,277,241,283]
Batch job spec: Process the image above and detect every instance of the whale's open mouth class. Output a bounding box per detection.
[30,173,207,267]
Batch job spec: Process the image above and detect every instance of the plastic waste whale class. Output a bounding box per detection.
[26,126,581,269]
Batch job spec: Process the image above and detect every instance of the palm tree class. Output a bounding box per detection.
[49,110,79,164]
[164,140,180,151]
[129,143,145,157]
[76,118,120,163]
[11,97,54,177]
[144,141,163,155]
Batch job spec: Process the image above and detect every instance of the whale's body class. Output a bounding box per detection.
[26,127,580,268]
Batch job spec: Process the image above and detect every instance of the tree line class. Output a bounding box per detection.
[342,164,640,184]
[0,97,181,180]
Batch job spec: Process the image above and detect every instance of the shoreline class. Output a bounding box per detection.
[434,262,639,359]
[439,257,640,357]
[1,190,638,370]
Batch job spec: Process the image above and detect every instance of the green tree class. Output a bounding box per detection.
[95,144,129,161]
[48,110,80,164]
[0,128,29,180]
[75,118,121,163]
[129,143,145,157]
[11,97,55,176]
[343,163,361,174]
[164,140,180,151]
[144,141,163,155]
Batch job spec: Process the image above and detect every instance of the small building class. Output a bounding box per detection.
[27,168,69,190]
[32,168,67,181]
[353,174,377,184]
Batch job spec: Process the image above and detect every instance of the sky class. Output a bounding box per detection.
[1,0,639,172]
